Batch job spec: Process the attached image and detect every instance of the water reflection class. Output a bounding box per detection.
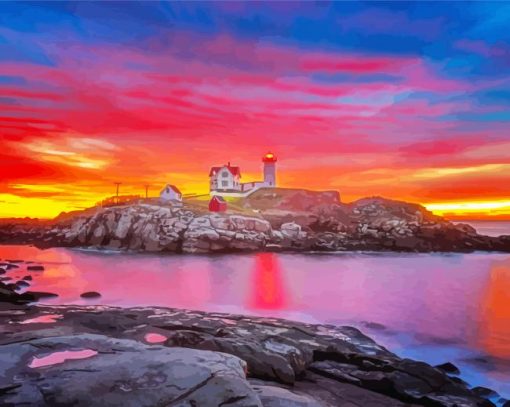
[29,349,98,368]
[19,314,62,324]
[249,253,286,310]
[144,333,168,344]
[479,258,510,359]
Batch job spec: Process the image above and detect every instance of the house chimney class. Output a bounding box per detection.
[228,161,230,166]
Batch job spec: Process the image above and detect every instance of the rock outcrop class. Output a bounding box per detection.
[0,304,498,406]
[0,333,260,407]
[0,191,509,253]
[0,279,58,304]
[183,214,272,253]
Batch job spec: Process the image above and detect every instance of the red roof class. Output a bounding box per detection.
[211,195,226,203]
[163,184,182,195]
[209,164,241,178]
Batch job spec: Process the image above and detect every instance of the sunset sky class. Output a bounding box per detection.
[1,1,510,219]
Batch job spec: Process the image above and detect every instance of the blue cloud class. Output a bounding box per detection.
[1,1,509,81]
[0,75,27,85]
[442,111,510,122]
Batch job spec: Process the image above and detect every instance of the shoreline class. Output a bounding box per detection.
[3,241,510,256]
[0,302,502,406]
[1,193,510,255]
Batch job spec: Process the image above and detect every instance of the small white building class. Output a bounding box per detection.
[160,184,182,202]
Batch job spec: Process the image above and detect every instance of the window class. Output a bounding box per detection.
[222,172,229,177]
[222,181,228,187]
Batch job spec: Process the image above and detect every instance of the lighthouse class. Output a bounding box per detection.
[209,152,278,196]
[262,152,277,187]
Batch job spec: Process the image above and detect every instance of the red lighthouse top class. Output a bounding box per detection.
[262,152,277,163]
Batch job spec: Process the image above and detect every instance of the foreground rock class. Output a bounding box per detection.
[0,304,496,406]
[80,291,101,298]
[435,362,461,375]
[0,333,259,406]
[0,281,58,304]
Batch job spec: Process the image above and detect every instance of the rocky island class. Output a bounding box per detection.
[0,188,509,254]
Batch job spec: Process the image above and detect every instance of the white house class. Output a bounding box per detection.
[209,162,242,192]
[160,184,182,202]
[209,153,277,197]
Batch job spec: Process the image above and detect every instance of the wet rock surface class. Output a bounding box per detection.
[435,362,461,375]
[0,261,59,305]
[1,191,509,254]
[80,291,101,298]
[0,303,496,406]
[0,283,56,304]
[26,265,44,271]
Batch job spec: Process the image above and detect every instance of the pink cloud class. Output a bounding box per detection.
[0,30,500,179]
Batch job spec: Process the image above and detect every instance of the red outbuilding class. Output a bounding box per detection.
[209,195,227,212]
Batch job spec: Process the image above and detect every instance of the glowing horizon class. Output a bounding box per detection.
[1,2,510,220]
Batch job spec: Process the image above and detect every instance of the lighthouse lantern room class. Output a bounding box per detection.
[262,152,277,187]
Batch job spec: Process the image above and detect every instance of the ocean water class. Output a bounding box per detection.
[1,243,510,399]
[457,220,510,237]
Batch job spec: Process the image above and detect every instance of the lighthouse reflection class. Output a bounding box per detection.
[249,253,287,310]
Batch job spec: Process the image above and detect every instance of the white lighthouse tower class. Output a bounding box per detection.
[262,152,277,187]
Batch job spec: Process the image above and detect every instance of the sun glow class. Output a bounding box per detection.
[424,200,510,219]
[414,164,509,180]
[0,193,97,219]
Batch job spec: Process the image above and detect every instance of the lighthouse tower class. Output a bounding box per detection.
[262,152,277,187]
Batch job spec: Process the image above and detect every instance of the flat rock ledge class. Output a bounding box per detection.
[0,304,496,407]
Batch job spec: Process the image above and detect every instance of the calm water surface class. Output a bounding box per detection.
[1,244,510,399]
[455,220,510,237]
